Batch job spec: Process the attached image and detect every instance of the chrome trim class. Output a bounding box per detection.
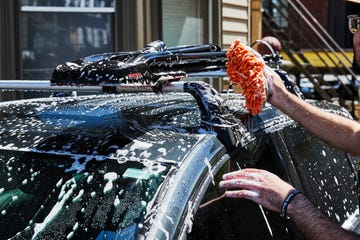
[0,80,102,92]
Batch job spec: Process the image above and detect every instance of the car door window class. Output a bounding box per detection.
[276,124,358,224]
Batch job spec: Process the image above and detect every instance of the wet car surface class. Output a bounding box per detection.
[0,90,359,239]
[0,41,359,239]
[0,92,207,239]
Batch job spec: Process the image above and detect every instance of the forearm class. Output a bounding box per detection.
[287,194,358,240]
[269,89,360,156]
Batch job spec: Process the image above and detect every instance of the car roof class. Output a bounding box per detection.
[0,91,226,239]
[0,84,298,239]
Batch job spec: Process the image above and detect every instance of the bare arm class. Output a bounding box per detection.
[265,67,360,156]
[287,193,359,240]
[219,168,359,240]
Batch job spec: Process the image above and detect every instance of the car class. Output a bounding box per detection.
[0,41,359,239]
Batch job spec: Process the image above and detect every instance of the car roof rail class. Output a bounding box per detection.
[0,80,102,92]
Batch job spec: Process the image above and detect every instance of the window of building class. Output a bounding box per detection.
[263,0,288,29]
[20,0,115,80]
[162,0,209,46]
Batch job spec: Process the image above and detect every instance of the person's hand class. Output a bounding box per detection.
[263,66,288,107]
[219,168,295,213]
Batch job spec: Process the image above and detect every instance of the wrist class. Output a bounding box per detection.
[285,192,309,219]
[280,189,302,219]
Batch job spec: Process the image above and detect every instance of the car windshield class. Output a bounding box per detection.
[0,92,204,239]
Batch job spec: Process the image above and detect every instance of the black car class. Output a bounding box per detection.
[0,41,359,239]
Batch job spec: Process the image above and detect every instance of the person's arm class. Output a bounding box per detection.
[219,168,359,240]
[287,193,358,240]
[264,67,360,156]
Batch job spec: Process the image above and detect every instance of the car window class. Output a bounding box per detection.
[277,124,358,224]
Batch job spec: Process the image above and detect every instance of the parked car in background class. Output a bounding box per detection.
[0,41,359,239]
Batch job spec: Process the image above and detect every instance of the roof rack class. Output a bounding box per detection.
[50,40,228,88]
[0,41,305,152]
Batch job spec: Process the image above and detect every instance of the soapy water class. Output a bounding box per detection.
[203,157,215,186]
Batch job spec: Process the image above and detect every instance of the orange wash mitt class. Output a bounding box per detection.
[226,39,267,115]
